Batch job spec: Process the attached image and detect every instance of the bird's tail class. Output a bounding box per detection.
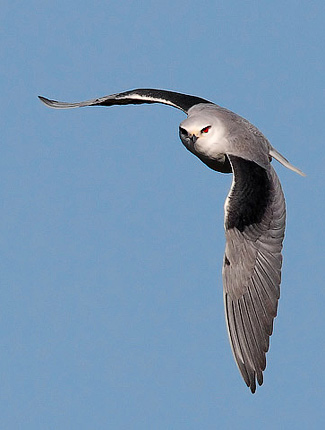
[269,147,306,176]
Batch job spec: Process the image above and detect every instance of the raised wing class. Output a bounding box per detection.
[223,155,285,393]
[38,88,212,114]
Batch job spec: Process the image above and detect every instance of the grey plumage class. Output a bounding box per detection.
[38,88,304,393]
[223,163,285,392]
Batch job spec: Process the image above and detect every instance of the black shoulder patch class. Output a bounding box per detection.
[96,89,212,113]
[226,156,271,232]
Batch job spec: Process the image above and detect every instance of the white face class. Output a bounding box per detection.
[179,111,228,159]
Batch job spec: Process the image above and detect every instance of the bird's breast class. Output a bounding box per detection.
[193,136,229,160]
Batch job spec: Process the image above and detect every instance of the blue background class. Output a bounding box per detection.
[1,1,324,428]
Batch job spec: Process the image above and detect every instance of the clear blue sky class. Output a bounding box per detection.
[1,1,324,428]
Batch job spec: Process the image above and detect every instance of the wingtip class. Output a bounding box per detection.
[38,95,56,108]
[249,373,263,393]
[38,95,82,109]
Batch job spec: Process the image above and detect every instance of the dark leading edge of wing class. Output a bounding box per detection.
[223,155,285,393]
[38,88,212,114]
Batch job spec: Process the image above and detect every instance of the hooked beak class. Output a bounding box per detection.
[190,134,198,144]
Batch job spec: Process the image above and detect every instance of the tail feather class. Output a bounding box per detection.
[269,147,306,177]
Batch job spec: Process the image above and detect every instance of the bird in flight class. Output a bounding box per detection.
[39,88,304,393]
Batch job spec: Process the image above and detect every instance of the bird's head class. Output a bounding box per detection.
[179,109,228,159]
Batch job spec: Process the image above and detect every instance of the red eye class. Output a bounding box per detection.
[201,126,211,134]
